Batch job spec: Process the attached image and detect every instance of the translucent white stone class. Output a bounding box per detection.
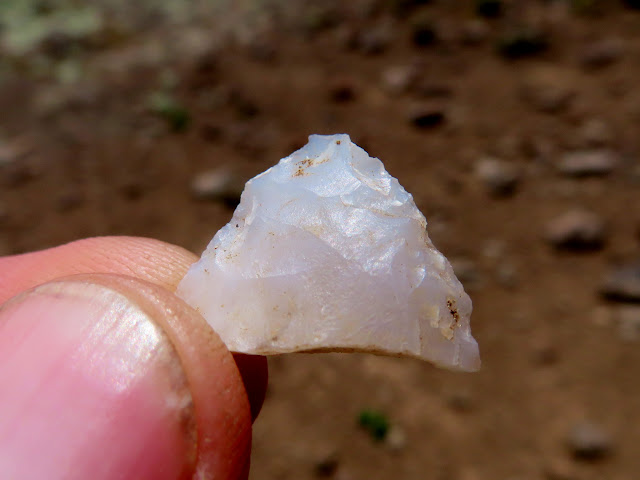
[177,134,480,371]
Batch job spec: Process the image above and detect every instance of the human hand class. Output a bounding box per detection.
[0,237,268,480]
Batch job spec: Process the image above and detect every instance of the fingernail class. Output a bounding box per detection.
[0,281,196,480]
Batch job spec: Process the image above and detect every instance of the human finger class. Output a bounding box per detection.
[0,236,197,304]
[0,274,254,479]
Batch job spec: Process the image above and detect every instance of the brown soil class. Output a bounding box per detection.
[2,1,640,479]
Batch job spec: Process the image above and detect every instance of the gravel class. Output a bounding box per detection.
[566,421,613,460]
[601,261,640,302]
[557,150,618,177]
[475,157,520,197]
[579,37,625,69]
[544,209,606,251]
[189,167,244,207]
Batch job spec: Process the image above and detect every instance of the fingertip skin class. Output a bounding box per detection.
[0,237,198,304]
[0,274,255,480]
[68,274,255,480]
[0,237,266,479]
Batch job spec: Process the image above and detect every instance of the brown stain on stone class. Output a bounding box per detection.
[446,298,460,325]
[292,156,330,177]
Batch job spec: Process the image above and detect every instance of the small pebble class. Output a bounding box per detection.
[600,261,640,302]
[557,150,617,177]
[579,37,624,69]
[544,209,606,251]
[380,65,417,95]
[474,157,520,197]
[190,168,244,207]
[566,421,612,460]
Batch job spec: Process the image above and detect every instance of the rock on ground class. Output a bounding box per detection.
[566,421,613,460]
[189,167,245,207]
[381,65,417,96]
[601,261,640,302]
[474,157,520,197]
[557,150,618,177]
[579,37,625,69]
[544,209,606,251]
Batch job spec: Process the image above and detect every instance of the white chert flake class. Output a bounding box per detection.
[177,134,480,371]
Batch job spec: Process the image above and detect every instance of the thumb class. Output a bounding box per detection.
[0,274,253,480]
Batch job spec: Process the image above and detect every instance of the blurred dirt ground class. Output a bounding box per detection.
[2,1,640,479]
